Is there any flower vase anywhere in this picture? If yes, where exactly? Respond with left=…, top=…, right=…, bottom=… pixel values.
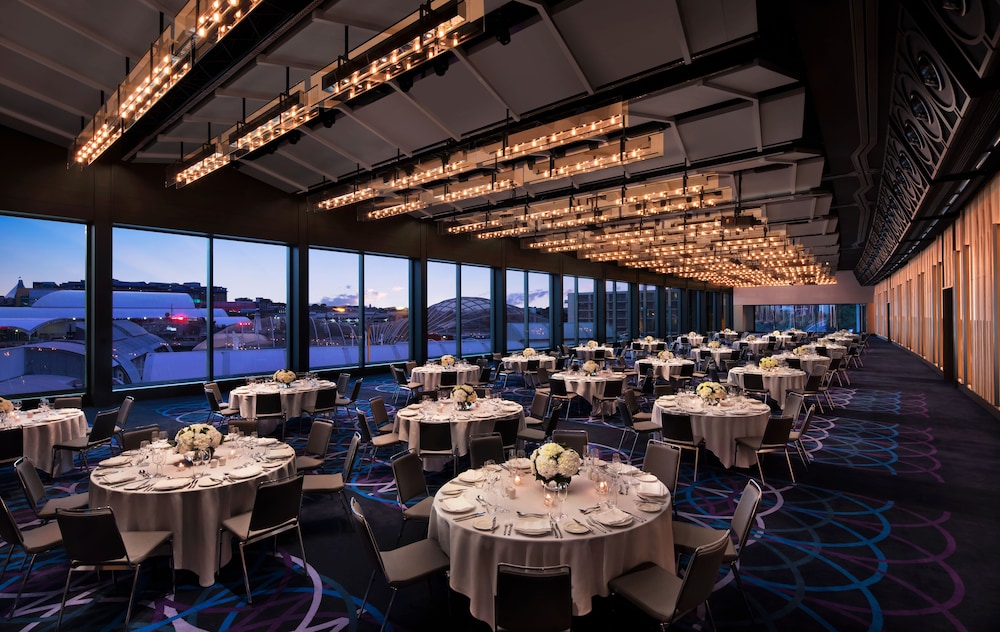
left=456, top=401, right=473, bottom=411
left=542, top=479, right=569, bottom=493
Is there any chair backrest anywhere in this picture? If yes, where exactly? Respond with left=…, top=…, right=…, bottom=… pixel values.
left=391, top=449, right=429, bottom=504
left=731, top=479, right=763, bottom=553
left=469, top=434, right=504, bottom=469
left=304, top=420, right=335, bottom=457
left=116, top=395, right=135, bottom=428
left=356, top=411, right=375, bottom=444
left=121, top=424, right=159, bottom=451
left=343, top=431, right=362, bottom=480
left=89, top=408, right=120, bottom=444
left=535, top=366, right=549, bottom=386
left=785, top=357, right=802, bottom=370
left=525, top=358, right=540, bottom=372
left=639, top=367, right=655, bottom=394
left=760, top=417, right=794, bottom=447
left=204, top=388, right=222, bottom=413
left=742, top=371, right=765, bottom=390
left=551, top=429, right=587, bottom=457
left=814, top=345, right=828, bottom=356
left=492, top=416, right=521, bottom=450
left=659, top=412, right=695, bottom=443
left=495, top=563, right=572, bottom=632
left=439, top=370, right=458, bottom=388
left=601, top=378, right=623, bottom=399
left=528, top=392, right=549, bottom=419
left=205, top=382, right=223, bottom=403
left=418, top=421, right=454, bottom=453
left=479, top=364, right=494, bottom=384
left=622, top=388, right=642, bottom=415
left=404, top=361, right=417, bottom=376
left=369, top=396, right=390, bottom=426
left=249, top=475, right=304, bottom=533
left=391, top=365, right=407, bottom=386
left=542, top=402, right=564, bottom=437
left=678, top=363, right=694, bottom=377
left=780, top=391, right=804, bottom=422
left=419, top=390, right=440, bottom=401
left=798, top=405, right=816, bottom=435
left=56, top=507, right=129, bottom=566
left=616, top=400, right=635, bottom=429
left=643, top=440, right=681, bottom=495
left=14, top=457, right=47, bottom=515
left=672, top=529, right=731, bottom=619
left=804, top=373, right=824, bottom=392
left=548, top=378, right=568, bottom=397
left=347, top=377, right=364, bottom=403
left=312, top=387, right=338, bottom=411
left=653, top=383, right=675, bottom=398
left=0, top=427, right=25, bottom=464
left=0, top=495, right=26, bottom=548
left=336, top=372, right=351, bottom=396
left=350, top=497, right=387, bottom=575
left=54, top=396, right=83, bottom=409
left=474, top=386, right=492, bottom=398
left=255, top=392, right=284, bottom=417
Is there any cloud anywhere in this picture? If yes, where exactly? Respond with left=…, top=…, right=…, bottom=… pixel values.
left=318, top=293, right=358, bottom=305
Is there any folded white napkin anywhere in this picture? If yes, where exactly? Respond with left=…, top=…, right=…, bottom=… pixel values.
left=516, top=518, right=550, bottom=534
left=228, top=464, right=263, bottom=479
left=593, top=507, right=632, bottom=526
left=102, top=471, right=135, bottom=485
left=441, top=497, right=475, bottom=513
left=153, top=477, right=192, bottom=490
left=99, top=456, right=131, bottom=468
left=257, top=437, right=278, bottom=446
left=458, top=469, right=484, bottom=483
left=638, top=481, right=668, bottom=498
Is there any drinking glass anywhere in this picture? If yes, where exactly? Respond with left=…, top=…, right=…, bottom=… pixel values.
left=152, top=450, right=165, bottom=476
left=158, top=431, right=168, bottom=442
left=555, top=485, right=569, bottom=520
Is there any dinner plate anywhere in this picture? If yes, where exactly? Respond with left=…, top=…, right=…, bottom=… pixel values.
left=101, top=472, right=135, bottom=485
left=98, top=456, right=132, bottom=468
left=592, top=508, right=633, bottom=527
left=228, top=465, right=263, bottom=479
left=440, top=497, right=476, bottom=513
left=397, top=409, right=420, bottom=418
left=458, top=470, right=484, bottom=483
left=472, top=517, right=496, bottom=531
left=266, top=448, right=295, bottom=460
left=199, top=476, right=223, bottom=487
left=637, top=481, right=668, bottom=498
left=257, top=437, right=278, bottom=446
left=439, top=487, right=465, bottom=496
left=123, top=480, right=150, bottom=491
left=506, top=457, right=531, bottom=470
left=472, top=411, right=493, bottom=418
left=515, top=518, right=551, bottom=535
left=636, top=502, right=664, bottom=513
left=563, top=521, right=589, bottom=535
left=153, top=477, right=193, bottom=491
left=636, top=473, right=659, bottom=483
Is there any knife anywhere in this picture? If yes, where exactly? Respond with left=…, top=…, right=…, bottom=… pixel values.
left=453, top=512, right=485, bottom=522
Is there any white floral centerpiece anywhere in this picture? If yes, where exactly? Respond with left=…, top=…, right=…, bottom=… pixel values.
left=708, top=340, right=721, bottom=349
left=723, top=328, right=734, bottom=334
left=0, top=397, right=12, bottom=415
left=586, top=340, right=599, bottom=349
left=273, top=369, right=296, bottom=386
left=174, top=423, right=223, bottom=458
left=530, top=442, right=581, bottom=488
left=658, top=350, right=674, bottom=360
left=746, top=334, right=757, bottom=341
left=688, top=331, right=698, bottom=337
left=772, top=330, right=781, bottom=337
left=451, top=384, right=477, bottom=410
left=440, top=354, right=456, bottom=367
left=759, top=357, right=779, bottom=371
left=581, top=360, right=600, bottom=375
left=522, top=347, right=537, bottom=357
left=696, top=381, right=727, bottom=404
left=644, top=335, right=654, bottom=343
left=793, top=346, right=810, bottom=357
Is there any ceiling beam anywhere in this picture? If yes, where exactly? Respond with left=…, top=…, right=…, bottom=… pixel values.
left=276, top=146, right=340, bottom=183
left=0, top=75, right=90, bottom=117
left=452, top=49, right=521, bottom=121
left=336, top=105, right=412, bottom=156
left=239, top=159, right=311, bottom=192
left=388, top=83, right=460, bottom=141
left=310, top=7, right=382, bottom=33
left=136, top=0, right=177, bottom=22
left=520, top=0, right=594, bottom=95
left=0, top=36, right=111, bottom=92
left=256, top=53, right=324, bottom=72
left=665, top=0, right=692, bottom=64
left=300, top=127, right=373, bottom=170
left=17, top=0, right=137, bottom=59
left=0, top=105, right=74, bottom=140
left=215, top=86, right=286, bottom=102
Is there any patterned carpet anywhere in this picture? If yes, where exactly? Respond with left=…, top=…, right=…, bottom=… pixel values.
left=0, top=338, right=995, bottom=631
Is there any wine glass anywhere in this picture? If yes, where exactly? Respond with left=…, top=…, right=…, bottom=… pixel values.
left=152, top=449, right=165, bottom=476
left=555, top=484, right=569, bottom=520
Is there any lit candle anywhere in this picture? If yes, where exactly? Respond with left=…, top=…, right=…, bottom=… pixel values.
left=543, top=491, right=554, bottom=507
left=513, top=473, right=522, bottom=486
left=597, top=480, right=609, bottom=495
left=178, top=462, right=186, bottom=471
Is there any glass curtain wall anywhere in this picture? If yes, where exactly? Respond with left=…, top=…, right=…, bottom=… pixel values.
left=0, top=215, right=87, bottom=397
left=212, top=239, right=287, bottom=378
left=459, top=264, right=492, bottom=357
left=427, top=261, right=457, bottom=359
left=362, top=254, right=409, bottom=364
left=505, top=269, right=552, bottom=352
left=605, top=280, right=629, bottom=343
left=665, top=287, right=681, bottom=336
left=562, top=275, right=596, bottom=346
left=527, top=272, right=550, bottom=350
left=754, top=304, right=866, bottom=333
left=638, top=283, right=656, bottom=337
left=308, top=249, right=361, bottom=369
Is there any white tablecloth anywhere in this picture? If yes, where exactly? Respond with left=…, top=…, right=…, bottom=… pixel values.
left=772, top=352, right=831, bottom=376
left=676, top=335, right=704, bottom=346
left=727, top=367, right=807, bottom=407
left=634, top=359, right=693, bottom=381
left=501, top=355, right=557, bottom=372
left=571, top=346, right=616, bottom=361
left=653, top=396, right=771, bottom=468
left=429, top=468, right=674, bottom=627
left=395, top=399, right=526, bottom=463
left=689, top=346, right=734, bottom=365
left=2, top=408, right=89, bottom=475
left=410, top=365, right=481, bottom=391
left=89, top=440, right=296, bottom=586
left=811, top=343, right=848, bottom=359
left=229, top=379, right=337, bottom=433
left=736, top=339, right=769, bottom=354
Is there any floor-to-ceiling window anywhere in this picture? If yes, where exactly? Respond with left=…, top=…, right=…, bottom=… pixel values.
left=527, top=272, right=550, bottom=350
left=505, top=269, right=552, bottom=352
left=665, top=287, right=682, bottom=336
left=605, top=280, right=629, bottom=343
left=308, top=249, right=361, bottom=369
left=212, top=238, right=287, bottom=378
left=459, top=264, right=492, bottom=356
left=426, top=261, right=493, bottom=359
left=638, top=283, right=657, bottom=337
left=0, top=215, right=87, bottom=397
left=754, top=304, right=867, bottom=332
left=363, top=254, right=409, bottom=364
left=427, top=260, right=457, bottom=359
left=112, top=228, right=208, bottom=388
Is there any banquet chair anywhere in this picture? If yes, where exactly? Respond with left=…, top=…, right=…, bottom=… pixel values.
left=336, top=372, right=351, bottom=397
left=350, top=497, right=451, bottom=632
left=785, top=357, right=802, bottom=371
left=56, top=506, right=173, bottom=629
left=418, top=390, right=440, bottom=402
left=609, top=529, right=730, bottom=631
left=772, top=391, right=804, bottom=424
left=740, top=371, right=769, bottom=403
left=391, top=365, right=421, bottom=404
left=672, top=362, right=695, bottom=390
left=121, top=424, right=159, bottom=451
left=357, top=411, right=403, bottom=474
left=0, top=427, right=24, bottom=466
left=672, top=479, right=763, bottom=623
left=522, top=358, right=542, bottom=389
left=417, top=420, right=458, bottom=477
left=643, top=440, right=682, bottom=497
left=524, top=392, right=550, bottom=427
left=616, top=401, right=661, bottom=459
left=302, top=431, right=361, bottom=515
left=830, top=356, right=851, bottom=386
left=516, top=402, right=564, bottom=451
left=622, top=388, right=652, bottom=423
left=653, top=383, right=675, bottom=398
left=493, top=356, right=515, bottom=390
left=227, top=419, right=259, bottom=436
left=551, top=429, right=588, bottom=458
left=472, top=364, right=495, bottom=388
left=369, top=396, right=396, bottom=434
left=492, top=415, right=521, bottom=452
left=547, top=378, right=577, bottom=418
left=800, top=373, right=828, bottom=413
left=813, top=345, right=828, bottom=357
left=788, top=404, right=817, bottom=468
left=304, top=387, right=338, bottom=425
left=469, top=433, right=505, bottom=469
left=295, top=420, right=334, bottom=472
left=205, top=384, right=240, bottom=426
left=0, top=494, right=63, bottom=618
left=111, top=394, right=135, bottom=452
left=495, top=563, right=572, bottom=632
left=391, top=449, right=436, bottom=542
left=735, top=416, right=796, bottom=486
left=637, top=367, right=656, bottom=395
left=53, top=396, right=82, bottom=409
left=847, top=344, right=864, bottom=368
left=658, top=412, right=704, bottom=482
left=437, top=369, right=458, bottom=397
left=50, top=407, right=118, bottom=476
left=590, top=377, right=624, bottom=421
left=253, top=392, right=286, bottom=439
left=474, top=386, right=493, bottom=399
left=531, top=366, right=551, bottom=395
left=220, top=474, right=305, bottom=604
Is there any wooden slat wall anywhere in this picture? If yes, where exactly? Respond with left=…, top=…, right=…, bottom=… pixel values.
left=874, top=174, right=1000, bottom=410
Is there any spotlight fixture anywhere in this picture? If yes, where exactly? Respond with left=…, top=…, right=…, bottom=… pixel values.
left=398, top=73, right=414, bottom=93
left=433, top=55, right=449, bottom=77
left=319, top=108, right=337, bottom=128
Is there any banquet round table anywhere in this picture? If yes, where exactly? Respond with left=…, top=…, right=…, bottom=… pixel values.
left=395, top=398, right=526, bottom=468
left=653, top=394, right=772, bottom=468
left=689, top=346, right=734, bottom=365
left=410, top=364, right=481, bottom=391
left=571, top=346, right=616, bottom=361
left=634, top=358, right=694, bottom=381
left=501, top=354, right=557, bottom=372
left=89, top=438, right=297, bottom=586
left=429, top=464, right=674, bottom=627
left=229, top=379, right=337, bottom=434
left=677, top=334, right=704, bottom=346
left=811, top=342, right=847, bottom=359
left=727, top=366, right=807, bottom=407
left=1, top=408, right=89, bottom=475
left=737, top=338, right=769, bottom=354
left=772, top=352, right=831, bottom=375
left=550, top=372, right=624, bottom=415
left=631, top=339, right=666, bottom=354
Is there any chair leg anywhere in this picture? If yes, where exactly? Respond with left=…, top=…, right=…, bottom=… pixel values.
left=692, top=447, right=700, bottom=483
left=295, top=524, right=307, bottom=570
left=754, top=451, right=766, bottom=488
left=358, top=569, right=377, bottom=618
left=56, top=569, right=73, bottom=631
left=238, top=541, right=252, bottom=604
left=784, top=447, right=796, bottom=483
left=0, top=545, right=13, bottom=578
left=380, top=587, right=398, bottom=632
left=795, top=439, right=810, bottom=469
left=125, top=562, right=142, bottom=625
left=9, top=553, right=37, bottom=618
left=730, top=562, right=756, bottom=624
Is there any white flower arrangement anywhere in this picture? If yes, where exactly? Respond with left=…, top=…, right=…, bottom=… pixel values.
left=440, top=354, right=456, bottom=367
left=273, top=369, right=296, bottom=384
left=696, top=381, right=727, bottom=402
left=522, top=347, right=537, bottom=357
left=723, top=328, right=734, bottom=333
left=530, top=442, right=581, bottom=485
left=174, top=423, right=223, bottom=455
left=644, top=335, right=654, bottom=343
left=759, top=357, right=779, bottom=370
left=581, top=360, right=599, bottom=374
left=586, top=340, right=599, bottom=349
left=708, top=340, right=721, bottom=349
left=451, top=383, right=477, bottom=404
left=658, top=350, right=674, bottom=360
left=688, top=331, right=698, bottom=337
left=793, top=346, right=810, bottom=357
left=772, top=330, right=781, bottom=337
left=0, top=397, right=12, bottom=414
left=746, top=334, right=757, bottom=341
